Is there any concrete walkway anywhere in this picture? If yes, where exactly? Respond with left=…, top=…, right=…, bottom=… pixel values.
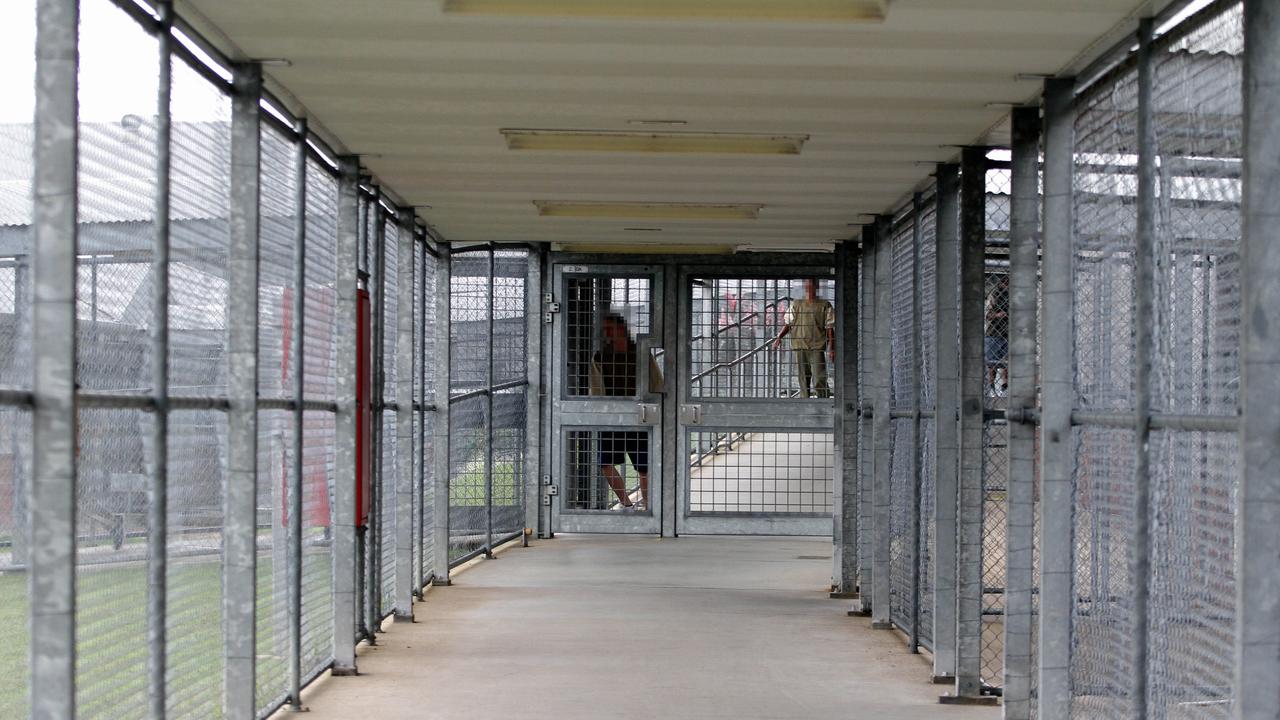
left=292, top=535, right=999, bottom=720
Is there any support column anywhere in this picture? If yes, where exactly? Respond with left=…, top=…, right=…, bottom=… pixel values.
left=943, top=146, right=994, bottom=705
left=932, top=163, right=961, bottom=681
left=286, top=118, right=308, bottom=711
left=1235, top=2, right=1280, bottom=718
left=147, top=4, right=174, bottom=715
left=432, top=243, right=452, bottom=584
left=223, top=61, right=262, bottom=718
left=870, top=216, right=893, bottom=630
left=661, top=263, right=679, bottom=538
left=367, top=204, right=385, bottom=635
left=1037, top=76, right=1077, bottom=720
left=483, top=247, right=495, bottom=556
left=833, top=240, right=859, bottom=597
left=416, top=233, right=428, bottom=593
left=524, top=245, right=544, bottom=543
left=854, top=227, right=876, bottom=616
left=394, top=211, right=416, bottom=621
left=1002, top=105, right=1041, bottom=720
left=30, top=1, right=79, bottom=716
left=331, top=157, right=360, bottom=675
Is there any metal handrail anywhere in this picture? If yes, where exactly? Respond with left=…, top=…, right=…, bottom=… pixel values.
left=689, top=335, right=776, bottom=384
left=689, top=295, right=792, bottom=343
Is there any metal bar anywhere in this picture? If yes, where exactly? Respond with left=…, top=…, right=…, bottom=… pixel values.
left=1002, top=104, right=1041, bottom=720
left=368, top=202, right=385, bottom=638
left=432, top=243, right=452, bottom=584
left=416, top=234, right=428, bottom=595
left=446, top=379, right=529, bottom=404
left=1131, top=23, right=1156, bottom=719
left=148, top=5, right=174, bottom=715
left=30, top=1, right=79, bottom=715
left=286, top=116, right=308, bottom=711
left=446, top=530, right=525, bottom=569
left=951, top=146, right=988, bottom=701
left=932, top=162, right=961, bottom=681
left=833, top=241, right=859, bottom=596
left=1037, top=76, right=1077, bottom=720
left=524, top=246, right=544, bottom=544
left=1236, top=3, right=1280, bottom=716
left=856, top=228, right=876, bottom=614
left=484, top=247, right=496, bottom=556
left=909, top=192, right=923, bottom=653
left=395, top=210, right=415, bottom=621
left=870, top=216, right=894, bottom=630
left=331, top=156, right=360, bottom=675
left=256, top=398, right=337, bottom=412
left=223, top=60, right=261, bottom=720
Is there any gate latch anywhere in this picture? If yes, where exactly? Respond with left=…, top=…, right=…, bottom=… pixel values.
left=680, top=404, right=703, bottom=425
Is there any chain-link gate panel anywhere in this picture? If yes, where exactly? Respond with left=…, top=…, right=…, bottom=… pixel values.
left=1071, top=60, right=1141, bottom=719
left=887, top=215, right=916, bottom=636
left=917, top=198, right=938, bottom=649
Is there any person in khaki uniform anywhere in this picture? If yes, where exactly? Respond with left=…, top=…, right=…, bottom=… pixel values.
left=772, top=279, right=835, bottom=398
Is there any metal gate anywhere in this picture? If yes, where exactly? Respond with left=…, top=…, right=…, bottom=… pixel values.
left=675, top=266, right=836, bottom=535
left=549, top=264, right=663, bottom=533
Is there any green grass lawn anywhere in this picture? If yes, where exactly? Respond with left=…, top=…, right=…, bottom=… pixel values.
left=0, top=547, right=334, bottom=719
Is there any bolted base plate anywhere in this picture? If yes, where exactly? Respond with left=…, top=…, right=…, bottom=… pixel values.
left=938, top=694, right=1000, bottom=706
left=870, top=621, right=893, bottom=630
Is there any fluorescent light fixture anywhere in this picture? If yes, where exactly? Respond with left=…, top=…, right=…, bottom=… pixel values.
left=627, top=119, right=689, bottom=127
left=535, top=201, right=763, bottom=220
left=735, top=242, right=836, bottom=253
left=623, top=227, right=664, bottom=232
left=445, top=0, right=888, bottom=22
left=502, top=129, right=808, bottom=155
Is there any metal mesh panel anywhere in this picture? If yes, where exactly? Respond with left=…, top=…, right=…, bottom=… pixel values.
left=688, top=431, right=833, bottom=514
left=448, top=395, right=487, bottom=560
left=887, top=217, right=915, bottom=634
left=494, top=251, right=527, bottom=385
left=689, top=277, right=833, bottom=400
left=982, top=167, right=1013, bottom=687
left=75, top=408, right=153, bottom=718
left=0, top=406, right=30, bottom=718
left=1145, top=6, right=1242, bottom=717
left=255, top=408, right=292, bottom=708
left=379, top=219, right=398, bottom=617
left=565, top=429, right=651, bottom=511
left=420, top=249, right=438, bottom=575
left=566, top=274, right=652, bottom=398
left=300, top=410, right=335, bottom=679
left=303, top=161, right=339, bottom=402
left=492, top=388, right=527, bottom=534
left=917, top=199, right=938, bottom=648
left=449, top=252, right=489, bottom=395
left=258, top=126, right=298, bottom=402
left=163, top=410, right=225, bottom=717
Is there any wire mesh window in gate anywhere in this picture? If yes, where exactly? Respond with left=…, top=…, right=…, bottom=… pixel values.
left=689, top=277, right=834, bottom=400
left=565, top=275, right=652, bottom=399
left=688, top=431, right=832, bottom=514
left=564, top=429, right=651, bottom=511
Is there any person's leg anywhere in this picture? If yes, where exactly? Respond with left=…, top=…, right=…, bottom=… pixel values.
left=814, top=350, right=830, bottom=398
left=795, top=349, right=812, bottom=398
left=629, top=431, right=651, bottom=508
left=600, top=464, right=633, bottom=507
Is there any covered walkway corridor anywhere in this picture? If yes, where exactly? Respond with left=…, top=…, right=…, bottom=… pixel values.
left=288, top=535, right=993, bottom=720
left=4, top=0, right=1280, bottom=719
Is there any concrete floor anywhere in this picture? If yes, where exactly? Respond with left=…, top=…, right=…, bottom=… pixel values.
left=292, top=535, right=999, bottom=720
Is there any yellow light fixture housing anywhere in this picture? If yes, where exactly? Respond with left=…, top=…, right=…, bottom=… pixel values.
left=445, top=0, right=888, bottom=22
left=501, top=129, right=808, bottom=155
left=535, top=201, right=764, bottom=220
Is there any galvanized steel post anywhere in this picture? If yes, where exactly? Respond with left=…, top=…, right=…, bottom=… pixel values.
left=416, top=231, right=428, bottom=593
left=432, top=243, right=452, bottom=584
left=855, top=226, right=876, bottom=615
left=945, top=146, right=990, bottom=704
left=909, top=193, right=924, bottom=653
left=223, top=60, right=263, bottom=718
left=1235, top=2, right=1280, bottom=718
left=1002, top=105, right=1041, bottom=719
left=395, top=210, right=416, bottom=620
left=833, top=240, right=859, bottom=597
left=1131, top=19, right=1156, bottom=720
left=148, top=3, right=174, bottom=716
left=1037, top=76, right=1077, bottom=720
left=30, top=0, right=79, bottom=716
left=331, top=156, right=361, bottom=676
left=932, top=162, right=961, bottom=681
left=525, top=246, right=544, bottom=543
left=286, top=117, right=309, bottom=711
left=484, top=246, right=495, bottom=556
left=870, top=216, right=893, bottom=630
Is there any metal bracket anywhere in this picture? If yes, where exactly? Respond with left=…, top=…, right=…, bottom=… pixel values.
left=680, top=404, right=703, bottom=425
left=638, top=403, right=660, bottom=426
left=546, top=484, right=559, bottom=496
